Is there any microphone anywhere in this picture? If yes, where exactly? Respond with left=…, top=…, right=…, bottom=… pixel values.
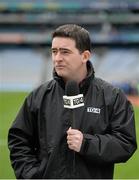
left=63, top=81, right=84, bottom=174
left=63, top=80, right=84, bottom=128
left=63, top=81, right=84, bottom=109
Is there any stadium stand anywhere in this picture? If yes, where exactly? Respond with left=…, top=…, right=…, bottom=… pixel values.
left=0, top=0, right=139, bottom=94
left=91, top=48, right=139, bottom=95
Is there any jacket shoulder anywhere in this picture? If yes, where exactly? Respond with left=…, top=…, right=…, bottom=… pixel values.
left=26, top=80, right=56, bottom=109
left=94, top=77, right=119, bottom=92
left=93, top=77, right=122, bottom=105
left=33, top=80, right=55, bottom=97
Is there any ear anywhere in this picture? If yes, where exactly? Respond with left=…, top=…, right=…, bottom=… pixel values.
left=82, top=50, right=91, bottom=63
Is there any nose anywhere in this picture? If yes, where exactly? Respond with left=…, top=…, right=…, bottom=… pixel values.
left=54, top=52, right=63, bottom=62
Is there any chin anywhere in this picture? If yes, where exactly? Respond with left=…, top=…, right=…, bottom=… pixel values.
left=57, top=71, right=64, bottom=77
left=57, top=72, right=68, bottom=79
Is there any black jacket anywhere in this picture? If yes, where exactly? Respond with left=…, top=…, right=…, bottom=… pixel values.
left=8, top=61, right=137, bottom=179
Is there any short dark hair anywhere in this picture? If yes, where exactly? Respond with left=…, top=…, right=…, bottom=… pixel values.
left=52, top=24, right=91, bottom=53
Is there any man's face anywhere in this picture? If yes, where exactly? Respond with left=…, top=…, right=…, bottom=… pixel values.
left=51, top=37, right=85, bottom=81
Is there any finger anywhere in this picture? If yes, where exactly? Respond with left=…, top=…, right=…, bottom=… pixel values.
left=67, top=129, right=79, bottom=135
left=68, top=144, right=75, bottom=150
left=67, top=127, right=72, bottom=134
left=67, top=139, right=72, bottom=143
left=67, top=134, right=75, bottom=139
left=68, top=133, right=81, bottom=139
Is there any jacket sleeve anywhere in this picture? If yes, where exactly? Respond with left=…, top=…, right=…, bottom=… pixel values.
left=79, top=89, right=137, bottom=164
left=8, top=92, right=47, bottom=179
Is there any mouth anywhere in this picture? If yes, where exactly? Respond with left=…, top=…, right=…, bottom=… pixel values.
left=55, top=65, right=65, bottom=69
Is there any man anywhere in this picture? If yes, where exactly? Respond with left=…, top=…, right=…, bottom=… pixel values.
left=8, top=24, right=137, bottom=179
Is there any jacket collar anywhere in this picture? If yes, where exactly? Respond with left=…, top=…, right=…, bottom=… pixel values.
left=53, top=60, right=95, bottom=94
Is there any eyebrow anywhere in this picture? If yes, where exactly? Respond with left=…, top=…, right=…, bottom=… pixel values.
left=51, top=48, right=72, bottom=52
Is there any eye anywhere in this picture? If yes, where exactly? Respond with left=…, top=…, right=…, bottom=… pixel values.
left=61, top=50, right=70, bottom=54
left=51, top=49, right=57, bottom=54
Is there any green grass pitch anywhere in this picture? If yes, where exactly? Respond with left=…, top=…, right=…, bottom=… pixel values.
left=0, top=92, right=139, bottom=179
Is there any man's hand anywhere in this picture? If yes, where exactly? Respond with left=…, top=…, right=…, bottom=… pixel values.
left=67, top=127, right=83, bottom=152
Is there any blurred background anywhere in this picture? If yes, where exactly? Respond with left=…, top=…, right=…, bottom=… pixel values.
left=0, top=0, right=139, bottom=179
